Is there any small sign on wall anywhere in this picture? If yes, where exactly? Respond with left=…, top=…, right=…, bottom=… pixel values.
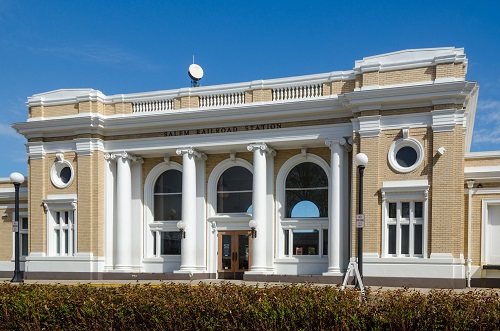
left=356, top=214, right=365, bottom=228
left=12, top=220, right=18, bottom=232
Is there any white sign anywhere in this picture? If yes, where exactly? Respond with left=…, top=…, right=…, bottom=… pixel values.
left=12, top=221, right=18, bottom=232
left=356, top=214, right=365, bottom=228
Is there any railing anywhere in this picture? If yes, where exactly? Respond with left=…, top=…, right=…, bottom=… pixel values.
left=133, top=99, right=174, bottom=112
left=272, top=84, right=323, bottom=101
left=199, top=92, right=245, bottom=108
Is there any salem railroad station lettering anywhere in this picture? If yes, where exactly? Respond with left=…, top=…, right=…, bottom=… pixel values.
left=164, top=123, right=283, bottom=136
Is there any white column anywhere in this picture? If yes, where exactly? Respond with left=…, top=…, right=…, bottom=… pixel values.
left=323, top=139, right=344, bottom=276
left=130, top=157, right=144, bottom=271
left=195, top=155, right=207, bottom=270
left=247, top=142, right=274, bottom=274
left=103, top=153, right=116, bottom=271
left=114, top=152, right=133, bottom=271
left=175, top=147, right=201, bottom=273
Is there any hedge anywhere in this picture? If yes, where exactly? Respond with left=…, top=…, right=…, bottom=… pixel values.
left=0, top=282, right=498, bottom=330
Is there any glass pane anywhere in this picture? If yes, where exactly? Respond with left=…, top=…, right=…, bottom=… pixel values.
left=401, top=202, right=410, bottom=219
left=291, top=201, right=320, bottom=218
left=154, top=170, right=182, bottom=193
left=21, top=218, right=28, bottom=230
left=323, top=229, right=328, bottom=256
left=221, top=235, right=232, bottom=270
left=55, top=212, right=60, bottom=225
left=284, top=230, right=289, bottom=256
left=217, top=192, right=252, bottom=213
left=293, top=230, right=319, bottom=255
left=56, top=231, right=60, bottom=254
left=64, top=212, right=69, bottom=225
left=396, top=146, right=417, bottom=167
left=401, top=225, right=409, bottom=255
left=238, top=234, right=249, bottom=270
left=21, top=233, right=28, bottom=256
left=388, top=225, right=396, bottom=254
left=217, top=166, right=253, bottom=191
left=161, top=232, right=181, bottom=255
left=285, top=162, right=328, bottom=218
left=389, top=203, right=397, bottom=218
left=414, top=224, right=423, bottom=255
left=64, top=229, right=69, bottom=254
left=415, top=202, right=423, bottom=218
left=154, top=194, right=182, bottom=220
left=152, top=232, right=157, bottom=256
left=60, top=166, right=72, bottom=184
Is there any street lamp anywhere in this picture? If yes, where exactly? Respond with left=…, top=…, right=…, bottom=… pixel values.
left=249, top=220, right=257, bottom=238
left=177, top=220, right=186, bottom=239
left=10, top=172, right=25, bottom=283
left=354, top=153, right=368, bottom=285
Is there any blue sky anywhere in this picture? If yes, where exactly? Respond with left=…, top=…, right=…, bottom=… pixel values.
left=1, top=0, right=499, bottom=177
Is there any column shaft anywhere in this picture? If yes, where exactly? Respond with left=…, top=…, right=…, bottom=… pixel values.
left=115, top=153, right=132, bottom=270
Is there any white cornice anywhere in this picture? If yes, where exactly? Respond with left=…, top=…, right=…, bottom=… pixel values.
left=464, top=166, right=500, bottom=182
left=465, top=151, right=500, bottom=159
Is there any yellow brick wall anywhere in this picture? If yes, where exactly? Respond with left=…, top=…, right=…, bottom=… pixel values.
left=28, top=157, right=47, bottom=253
left=464, top=157, right=500, bottom=167
left=380, top=66, right=436, bottom=86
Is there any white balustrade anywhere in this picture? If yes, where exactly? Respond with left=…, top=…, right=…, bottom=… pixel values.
left=199, top=92, right=245, bottom=108
left=272, top=84, right=323, bottom=101
left=132, top=99, right=175, bottom=113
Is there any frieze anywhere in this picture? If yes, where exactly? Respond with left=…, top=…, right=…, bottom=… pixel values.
left=164, top=123, right=283, bottom=137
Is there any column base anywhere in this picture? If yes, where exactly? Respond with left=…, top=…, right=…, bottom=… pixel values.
left=322, top=267, right=346, bottom=277
left=112, top=265, right=143, bottom=273
left=174, top=266, right=206, bottom=274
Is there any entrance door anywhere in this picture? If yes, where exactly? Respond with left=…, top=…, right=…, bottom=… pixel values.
left=488, top=205, right=500, bottom=265
left=218, top=230, right=252, bottom=279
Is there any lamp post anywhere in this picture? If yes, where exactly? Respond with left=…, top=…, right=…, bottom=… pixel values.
left=177, top=220, right=186, bottom=239
left=249, top=220, right=257, bottom=238
left=354, top=153, right=368, bottom=284
left=10, top=172, right=25, bottom=283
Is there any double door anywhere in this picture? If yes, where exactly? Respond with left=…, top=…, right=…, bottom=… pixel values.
left=218, top=230, right=252, bottom=279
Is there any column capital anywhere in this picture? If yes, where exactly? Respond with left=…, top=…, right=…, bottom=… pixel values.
left=176, top=147, right=207, bottom=160
left=325, top=137, right=352, bottom=152
left=109, top=151, right=138, bottom=162
left=247, top=142, right=275, bottom=155
left=466, top=180, right=475, bottom=189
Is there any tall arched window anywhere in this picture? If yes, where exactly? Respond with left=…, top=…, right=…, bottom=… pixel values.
left=285, top=162, right=328, bottom=218
left=217, top=166, right=253, bottom=213
left=278, top=159, right=329, bottom=257
left=154, top=170, right=182, bottom=221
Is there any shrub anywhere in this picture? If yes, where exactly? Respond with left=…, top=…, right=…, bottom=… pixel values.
left=0, top=282, right=498, bottom=330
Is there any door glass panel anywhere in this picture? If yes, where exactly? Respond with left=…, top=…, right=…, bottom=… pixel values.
left=388, top=225, right=396, bottom=254
left=414, top=224, right=423, bottom=255
left=238, top=234, right=249, bottom=270
left=221, top=235, right=232, bottom=270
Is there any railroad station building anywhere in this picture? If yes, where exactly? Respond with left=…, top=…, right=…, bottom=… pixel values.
left=1, top=47, right=499, bottom=288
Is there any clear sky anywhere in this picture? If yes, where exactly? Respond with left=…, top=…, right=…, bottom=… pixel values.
left=1, top=0, right=499, bottom=177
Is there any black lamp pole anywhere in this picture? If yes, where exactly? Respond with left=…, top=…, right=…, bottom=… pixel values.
left=357, top=164, right=365, bottom=282
left=11, top=176, right=23, bottom=283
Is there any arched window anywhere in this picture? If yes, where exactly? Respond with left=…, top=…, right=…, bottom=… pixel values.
left=154, top=169, right=182, bottom=221
left=285, top=162, right=328, bottom=218
left=217, top=166, right=253, bottom=213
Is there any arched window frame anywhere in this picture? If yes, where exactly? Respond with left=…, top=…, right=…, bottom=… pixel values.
left=143, top=161, right=183, bottom=258
left=207, top=158, right=253, bottom=220
left=276, top=154, right=330, bottom=258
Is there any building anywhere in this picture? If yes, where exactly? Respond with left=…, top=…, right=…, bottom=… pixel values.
left=1, top=47, right=499, bottom=288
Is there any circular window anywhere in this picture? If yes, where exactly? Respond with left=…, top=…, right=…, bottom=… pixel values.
left=50, top=160, right=75, bottom=188
left=388, top=138, right=423, bottom=173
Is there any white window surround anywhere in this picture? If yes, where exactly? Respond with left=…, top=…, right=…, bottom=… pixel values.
left=481, top=199, right=500, bottom=266
left=387, top=137, right=424, bottom=173
left=11, top=212, right=28, bottom=261
left=50, top=158, right=75, bottom=189
left=42, top=194, right=77, bottom=257
left=207, top=158, right=253, bottom=220
left=381, top=180, right=429, bottom=258
left=276, top=153, right=330, bottom=259
left=143, top=161, right=183, bottom=258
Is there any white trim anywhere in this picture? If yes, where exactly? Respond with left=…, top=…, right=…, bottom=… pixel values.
left=481, top=199, right=500, bottom=265
left=143, top=161, right=183, bottom=259
left=50, top=159, right=75, bottom=189
left=207, top=158, right=253, bottom=219
left=275, top=153, right=330, bottom=259
left=387, top=138, right=424, bottom=173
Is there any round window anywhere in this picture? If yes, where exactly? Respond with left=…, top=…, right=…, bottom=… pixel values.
left=388, top=138, right=424, bottom=173
left=50, top=160, right=75, bottom=188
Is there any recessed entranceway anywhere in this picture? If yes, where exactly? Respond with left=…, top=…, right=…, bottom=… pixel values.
left=218, top=230, right=252, bottom=279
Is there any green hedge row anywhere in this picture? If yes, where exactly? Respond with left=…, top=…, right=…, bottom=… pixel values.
left=0, top=282, right=499, bottom=330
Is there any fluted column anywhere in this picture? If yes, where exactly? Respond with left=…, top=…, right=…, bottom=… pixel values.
left=114, top=152, right=134, bottom=271
left=175, top=147, right=202, bottom=272
left=323, top=139, right=344, bottom=276
left=247, top=142, right=275, bottom=274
